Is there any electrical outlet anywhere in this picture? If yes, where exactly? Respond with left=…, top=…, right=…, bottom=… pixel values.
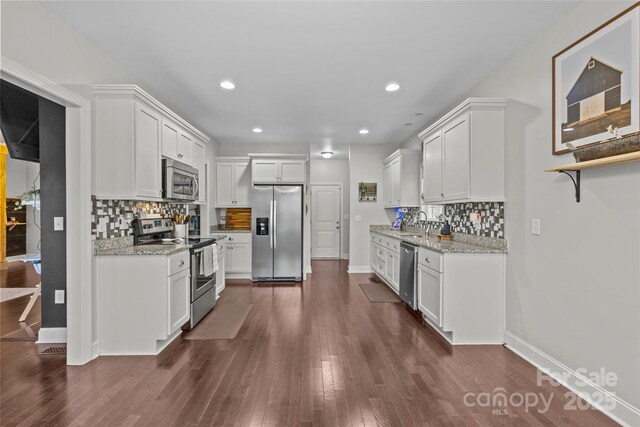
left=531, top=219, right=541, bottom=236
left=470, top=212, right=481, bottom=224
left=54, top=217, right=64, bottom=231
left=55, top=290, right=65, bottom=304
left=354, top=215, right=362, bottom=222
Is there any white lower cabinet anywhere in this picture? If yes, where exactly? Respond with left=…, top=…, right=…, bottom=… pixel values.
left=369, top=232, right=400, bottom=294
left=96, top=250, right=191, bottom=355
left=212, top=233, right=252, bottom=279
left=215, top=241, right=226, bottom=296
left=417, top=248, right=505, bottom=345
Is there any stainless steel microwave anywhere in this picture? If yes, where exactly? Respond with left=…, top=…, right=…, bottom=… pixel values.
left=162, top=158, right=199, bottom=201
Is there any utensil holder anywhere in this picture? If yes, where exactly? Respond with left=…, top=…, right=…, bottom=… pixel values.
left=174, top=224, right=188, bottom=238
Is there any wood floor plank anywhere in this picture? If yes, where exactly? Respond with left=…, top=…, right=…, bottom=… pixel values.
left=0, top=260, right=619, bottom=426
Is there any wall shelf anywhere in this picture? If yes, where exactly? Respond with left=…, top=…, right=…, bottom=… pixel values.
left=545, top=150, right=640, bottom=202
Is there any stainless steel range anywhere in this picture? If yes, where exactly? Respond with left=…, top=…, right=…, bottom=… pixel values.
left=132, top=218, right=217, bottom=328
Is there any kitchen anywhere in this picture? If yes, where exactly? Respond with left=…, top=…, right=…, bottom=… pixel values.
left=1, top=1, right=639, bottom=426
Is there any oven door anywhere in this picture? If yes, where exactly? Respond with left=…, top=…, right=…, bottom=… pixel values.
left=191, top=247, right=216, bottom=302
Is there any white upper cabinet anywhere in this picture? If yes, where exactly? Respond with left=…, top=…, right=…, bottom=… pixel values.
left=177, top=130, right=193, bottom=164
left=251, top=158, right=306, bottom=184
left=215, top=158, right=251, bottom=207
left=93, top=85, right=209, bottom=201
left=382, top=149, right=421, bottom=208
left=419, top=98, right=506, bottom=203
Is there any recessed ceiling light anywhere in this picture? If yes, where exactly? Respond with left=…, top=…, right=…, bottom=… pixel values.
left=404, top=123, right=413, bottom=126
left=385, top=82, right=400, bottom=92
left=321, top=151, right=333, bottom=159
left=414, top=112, right=423, bottom=117
left=563, top=127, right=574, bottom=132
left=220, top=80, right=235, bottom=90
left=359, top=129, right=369, bottom=135
left=252, top=127, right=263, bottom=133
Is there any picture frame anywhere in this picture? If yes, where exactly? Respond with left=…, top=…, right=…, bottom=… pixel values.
left=358, top=182, right=377, bottom=202
left=552, top=3, right=639, bottom=155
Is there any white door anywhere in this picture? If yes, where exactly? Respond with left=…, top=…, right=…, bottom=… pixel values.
left=229, top=243, right=251, bottom=272
left=215, top=162, right=234, bottom=207
left=417, top=264, right=443, bottom=327
left=442, top=113, right=470, bottom=201
left=311, top=185, right=341, bottom=258
left=134, top=102, right=162, bottom=199
left=234, top=161, right=252, bottom=206
left=423, top=132, right=443, bottom=202
left=168, top=269, right=190, bottom=334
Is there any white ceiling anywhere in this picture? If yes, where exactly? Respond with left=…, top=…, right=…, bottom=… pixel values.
left=45, top=1, right=578, bottom=148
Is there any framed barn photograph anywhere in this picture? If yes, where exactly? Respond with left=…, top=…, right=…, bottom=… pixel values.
left=552, top=3, right=639, bottom=155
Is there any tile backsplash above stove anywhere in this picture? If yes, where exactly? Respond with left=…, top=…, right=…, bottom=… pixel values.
left=91, top=197, right=188, bottom=240
left=403, top=202, right=504, bottom=238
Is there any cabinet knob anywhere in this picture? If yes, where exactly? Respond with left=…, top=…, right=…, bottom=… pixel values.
left=178, top=260, right=184, bottom=266
left=425, top=257, right=431, bottom=263
left=229, top=237, right=233, bottom=241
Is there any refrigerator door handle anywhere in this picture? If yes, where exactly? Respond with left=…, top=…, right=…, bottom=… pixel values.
left=273, top=200, right=277, bottom=249
left=269, top=200, right=274, bottom=249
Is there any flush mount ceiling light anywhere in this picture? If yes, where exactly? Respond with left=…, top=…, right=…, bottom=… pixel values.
left=563, top=127, right=574, bottom=132
left=415, top=112, right=423, bottom=117
left=220, top=80, right=235, bottom=90
left=359, top=129, right=369, bottom=135
left=385, top=82, right=400, bottom=92
left=321, top=151, right=333, bottom=159
left=252, top=127, right=263, bottom=133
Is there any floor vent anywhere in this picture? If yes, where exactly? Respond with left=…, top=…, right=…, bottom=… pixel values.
left=37, top=346, right=66, bottom=355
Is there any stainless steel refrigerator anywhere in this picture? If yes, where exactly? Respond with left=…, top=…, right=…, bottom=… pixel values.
left=252, top=185, right=303, bottom=281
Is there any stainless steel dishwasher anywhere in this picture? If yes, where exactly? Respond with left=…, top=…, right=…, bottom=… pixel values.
left=399, top=242, right=418, bottom=309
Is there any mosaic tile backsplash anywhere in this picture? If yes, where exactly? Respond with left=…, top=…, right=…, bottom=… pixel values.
left=402, top=202, right=504, bottom=238
left=91, top=198, right=189, bottom=240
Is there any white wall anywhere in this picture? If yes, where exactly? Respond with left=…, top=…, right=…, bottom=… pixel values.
left=310, top=159, right=350, bottom=258
left=348, top=144, right=398, bottom=271
left=402, top=1, right=640, bottom=419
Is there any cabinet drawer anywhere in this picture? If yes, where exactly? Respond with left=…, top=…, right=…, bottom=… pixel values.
left=375, top=244, right=385, bottom=260
left=169, top=250, right=190, bottom=276
left=385, top=238, right=400, bottom=253
left=418, top=247, right=442, bottom=272
left=225, top=233, right=251, bottom=244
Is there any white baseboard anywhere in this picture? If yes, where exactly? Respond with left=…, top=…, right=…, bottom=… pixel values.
left=347, top=265, right=373, bottom=273
left=36, top=327, right=67, bottom=344
left=505, top=331, right=640, bottom=427
left=225, top=273, right=251, bottom=280
left=92, top=341, right=100, bottom=359
left=305, top=265, right=312, bottom=274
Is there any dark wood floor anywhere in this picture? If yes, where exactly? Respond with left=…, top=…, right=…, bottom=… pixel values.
left=0, top=260, right=616, bottom=426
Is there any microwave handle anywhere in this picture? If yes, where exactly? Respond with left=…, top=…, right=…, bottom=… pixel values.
left=192, top=175, right=199, bottom=199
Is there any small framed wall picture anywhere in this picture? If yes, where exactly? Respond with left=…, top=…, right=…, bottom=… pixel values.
left=358, top=182, right=377, bottom=202
left=552, top=3, right=639, bottom=155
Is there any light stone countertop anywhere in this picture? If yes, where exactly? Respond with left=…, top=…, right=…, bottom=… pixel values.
left=93, top=235, right=224, bottom=256
left=370, top=227, right=507, bottom=254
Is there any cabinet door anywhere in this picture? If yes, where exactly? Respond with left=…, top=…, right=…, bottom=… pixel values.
left=193, top=141, right=206, bottom=203
left=391, top=251, right=400, bottom=291
left=390, top=158, right=401, bottom=206
left=418, top=264, right=443, bottom=327
left=161, top=118, right=178, bottom=160
left=216, top=162, right=235, bottom=207
left=225, top=245, right=232, bottom=271
left=384, top=164, right=393, bottom=207
left=252, top=159, right=279, bottom=183
left=234, top=161, right=252, bottom=206
left=216, top=253, right=226, bottom=294
left=370, top=243, right=377, bottom=270
left=279, top=160, right=306, bottom=183
left=423, top=132, right=443, bottom=203
left=168, top=269, right=190, bottom=334
left=177, top=130, right=193, bottom=165
left=134, top=102, right=162, bottom=199
left=442, top=114, right=470, bottom=201
left=229, top=243, right=251, bottom=272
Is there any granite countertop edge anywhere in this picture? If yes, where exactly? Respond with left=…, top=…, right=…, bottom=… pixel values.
left=211, top=228, right=251, bottom=233
left=94, top=244, right=192, bottom=256
left=370, top=228, right=508, bottom=254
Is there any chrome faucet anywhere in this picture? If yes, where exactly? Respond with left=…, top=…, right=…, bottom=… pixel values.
left=416, top=210, right=429, bottom=236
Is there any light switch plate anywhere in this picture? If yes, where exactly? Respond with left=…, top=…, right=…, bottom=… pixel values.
left=354, top=215, right=362, bottom=222
left=531, top=219, right=541, bottom=235
left=54, top=217, right=64, bottom=231
left=55, top=290, right=65, bottom=304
